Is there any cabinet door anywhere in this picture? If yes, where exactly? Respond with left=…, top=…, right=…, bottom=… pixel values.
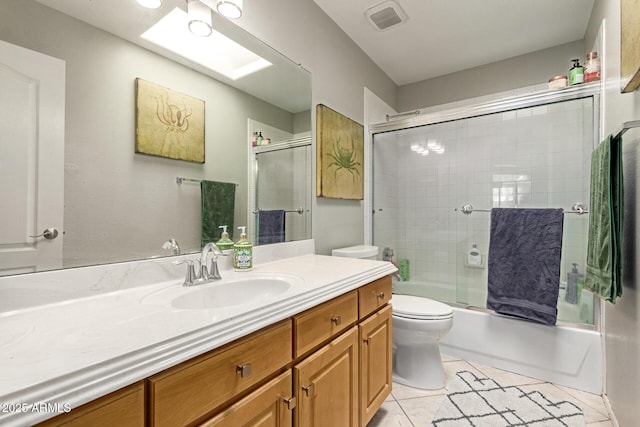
left=294, top=326, right=358, bottom=427
left=199, top=371, right=293, bottom=427
left=359, top=305, right=392, bottom=427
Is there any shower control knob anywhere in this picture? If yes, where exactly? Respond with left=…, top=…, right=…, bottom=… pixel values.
left=29, top=228, right=59, bottom=240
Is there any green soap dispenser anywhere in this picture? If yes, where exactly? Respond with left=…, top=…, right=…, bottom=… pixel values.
left=216, top=225, right=234, bottom=250
left=569, top=59, right=584, bottom=85
left=233, top=226, right=253, bottom=271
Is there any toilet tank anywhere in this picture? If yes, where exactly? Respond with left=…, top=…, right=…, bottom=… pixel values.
left=331, top=245, right=378, bottom=260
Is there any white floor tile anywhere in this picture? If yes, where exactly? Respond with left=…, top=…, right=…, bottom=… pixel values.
left=468, top=361, right=545, bottom=386
left=399, top=395, right=447, bottom=426
left=367, top=400, right=414, bottom=427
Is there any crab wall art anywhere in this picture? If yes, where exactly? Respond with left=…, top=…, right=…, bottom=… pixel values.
left=316, top=104, right=364, bottom=200
left=135, top=78, right=205, bottom=163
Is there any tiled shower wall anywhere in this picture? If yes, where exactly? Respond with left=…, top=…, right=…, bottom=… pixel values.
left=373, top=96, right=595, bottom=324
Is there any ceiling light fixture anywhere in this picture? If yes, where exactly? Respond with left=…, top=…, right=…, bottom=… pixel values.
left=215, top=0, right=243, bottom=19
left=187, top=0, right=213, bottom=37
left=137, top=0, right=162, bottom=9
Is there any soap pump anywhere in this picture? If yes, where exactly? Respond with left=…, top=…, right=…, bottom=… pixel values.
left=467, top=243, right=482, bottom=266
left=565, top=263, right=584, bottom=304
left=569, top=59, right=584, bottom=85
left=233, top=226, right=253, bottom=271
left=216, top=225, right=234, bottom=250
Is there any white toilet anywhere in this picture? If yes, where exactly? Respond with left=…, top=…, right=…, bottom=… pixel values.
left=392, top=294, right=453, bottom=389
left=331, top=245, right=454, bottom=390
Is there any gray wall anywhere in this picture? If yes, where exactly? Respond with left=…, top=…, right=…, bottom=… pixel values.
left=234, top=0, right=398, bottom=255
left=398, top=41, right=585, bottom=111
left=586, top=1, right=640, bottom=425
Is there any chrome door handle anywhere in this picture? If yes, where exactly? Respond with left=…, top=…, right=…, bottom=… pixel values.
left=29, top=228, right=59, bottom=240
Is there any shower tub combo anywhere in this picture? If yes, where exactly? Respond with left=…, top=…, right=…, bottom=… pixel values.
left=372, top=83, right=603, bottom=394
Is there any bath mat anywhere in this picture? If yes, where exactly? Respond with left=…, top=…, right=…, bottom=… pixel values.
left=432, top=371, right=585, bottom=426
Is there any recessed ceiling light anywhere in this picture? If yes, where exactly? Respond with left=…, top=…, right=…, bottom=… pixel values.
left=141, top=8, right=272, bottom=80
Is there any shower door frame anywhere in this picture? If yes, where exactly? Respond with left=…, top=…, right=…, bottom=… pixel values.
left=248, top=137, right=312, bottom=244
left=368, top=82, right=602, bottom=331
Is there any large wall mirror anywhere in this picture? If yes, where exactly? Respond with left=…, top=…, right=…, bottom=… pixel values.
left=0, top=0, right=312, bottom=276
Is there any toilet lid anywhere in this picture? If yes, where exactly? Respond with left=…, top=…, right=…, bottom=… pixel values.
left=392, top=294, right=453, bottom=320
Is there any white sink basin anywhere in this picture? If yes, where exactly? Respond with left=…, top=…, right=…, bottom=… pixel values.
left=142, top=273, right=303, bottom=310
left=172, top=277, right=293, bottom=310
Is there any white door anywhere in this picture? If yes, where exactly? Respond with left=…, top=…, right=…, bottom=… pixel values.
left=0, top=40, right=65, bottom=275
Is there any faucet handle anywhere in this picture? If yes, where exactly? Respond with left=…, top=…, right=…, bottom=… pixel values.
left=208, top=258, right=222, bottom=281
left=173, top=259, right=197, bottom=286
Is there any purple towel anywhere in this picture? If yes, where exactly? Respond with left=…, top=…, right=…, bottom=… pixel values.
left=258, top=210, right=285, bottom=245
left=487, top=208, right=564, bottom=325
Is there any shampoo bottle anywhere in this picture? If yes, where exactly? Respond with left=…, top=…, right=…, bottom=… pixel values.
left=468, top=243, right=482, bottom=266
left=565, top=263, right=584, bottom=304
left=569, top=59, right=584, bottom=85
left=216, top=225, right=234, bottom=250
left=233, top=226, right=253, bottom=271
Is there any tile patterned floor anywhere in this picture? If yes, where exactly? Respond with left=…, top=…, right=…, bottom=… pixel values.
left=368, top=355, right=613, bottom=426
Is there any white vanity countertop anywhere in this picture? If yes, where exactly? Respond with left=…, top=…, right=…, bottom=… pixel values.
left=0, top=252, right=395, bottom=427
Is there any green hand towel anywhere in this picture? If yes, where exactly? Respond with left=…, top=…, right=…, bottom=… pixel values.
left=584, top=134, right=624, bottom=303
left=201, top=180, right=236, bottom=249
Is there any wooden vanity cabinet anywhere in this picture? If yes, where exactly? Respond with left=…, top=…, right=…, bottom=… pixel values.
left=199, top=371, right=294, bottom=427
left=358, top=276, right=393, bottom=426
left=359, top=305, right=392, bottom=426
left=148, top=320, right=292, bottom=427
left=33, top=275, right=393, bottom=427
left=294, top=326, right=359, bottom=426
left=292, top=276, right=393, bottom=427
left=36, top=381, right=144, bottom=427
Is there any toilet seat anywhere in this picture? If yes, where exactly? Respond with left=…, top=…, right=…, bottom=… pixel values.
left=392, top=294, right=453, bottom=320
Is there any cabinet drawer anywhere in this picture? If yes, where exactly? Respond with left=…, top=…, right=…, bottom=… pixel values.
left=148, top=320, right=292, bottom=427
left=36, top=382, right=144, bottom=427
left=293, top=291, right=358, bottom=358
left=358, top=276, right=392, bottom=319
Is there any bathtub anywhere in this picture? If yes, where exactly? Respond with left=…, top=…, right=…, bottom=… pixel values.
left=393, top=281, right=602, bottom=394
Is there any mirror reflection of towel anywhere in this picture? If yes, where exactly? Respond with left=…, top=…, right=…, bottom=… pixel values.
left=258, top=210, right=285, bottom=245
left=487, top=208, right=564, bottom=326
left=201, top=180, right=235, bottom=248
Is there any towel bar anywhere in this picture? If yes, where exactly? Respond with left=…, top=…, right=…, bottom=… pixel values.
left=253, top=207, right=306, bottom=215
left=454, top=203, right=589, bottom=215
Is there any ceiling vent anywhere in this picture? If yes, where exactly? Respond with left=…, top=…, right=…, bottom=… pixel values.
left=365, top=1, right=408, bottom=31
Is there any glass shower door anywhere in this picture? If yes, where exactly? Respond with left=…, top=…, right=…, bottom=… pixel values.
left=254, top=142, right=312, bottom=243
left=372, top=97, right=596, bottom=325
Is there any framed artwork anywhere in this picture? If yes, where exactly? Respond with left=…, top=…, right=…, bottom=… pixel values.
left=621, top=0, right=640, bottom=93
left=316, top=104, right=364, bottom=200
left=135, top=78, right=205, bottom=163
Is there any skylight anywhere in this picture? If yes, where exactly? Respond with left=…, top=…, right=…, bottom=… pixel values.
left=141, top=8, right=271, bottom=80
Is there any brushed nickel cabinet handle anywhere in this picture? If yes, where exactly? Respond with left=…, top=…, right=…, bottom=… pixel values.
left=377, top=292, right=385, bottom=299
left=236, top=363, right=252, bottom=378
left=302, top=384, right=315, bottom=397
left=331, top=316, right=342, bottom=325
left=283, top=396, right=297, bottom=410
left=363, top=337, right=372, bottom=345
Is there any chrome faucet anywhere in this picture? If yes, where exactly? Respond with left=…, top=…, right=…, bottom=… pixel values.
left=199, top=242, right=224, bottom=281
left=173, top=242, right=226, bottom=286
left=162, top=238, right=181, bottom=255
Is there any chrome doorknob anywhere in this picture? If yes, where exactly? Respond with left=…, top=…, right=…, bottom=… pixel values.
left=29, top=228, right=59, bottom=240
